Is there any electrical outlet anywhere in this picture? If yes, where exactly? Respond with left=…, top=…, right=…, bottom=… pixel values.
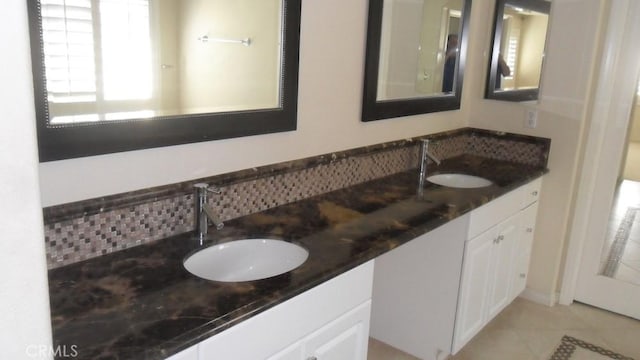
left=525, top=109, right=538, bottom=128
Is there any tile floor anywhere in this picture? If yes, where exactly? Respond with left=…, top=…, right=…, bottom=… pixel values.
left=599, top=180, right=640, bottom=286
left=368, top=298, right=640, bottom=360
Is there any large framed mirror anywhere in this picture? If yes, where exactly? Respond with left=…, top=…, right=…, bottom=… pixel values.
left=27, top=0, right=301, bottom=162
left=485, top=0, right=550, bottom=102
left=362, top=0, right=472, bottom=122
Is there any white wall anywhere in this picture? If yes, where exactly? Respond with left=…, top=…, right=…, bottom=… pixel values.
left=178, top=0, right=282, bottom=112
left=38, top=0, right=466, bottom=207
left=0, top=1, right=53, bottom=359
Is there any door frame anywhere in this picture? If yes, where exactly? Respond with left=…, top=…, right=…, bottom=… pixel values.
left=559, top=0, right=640, bottom=311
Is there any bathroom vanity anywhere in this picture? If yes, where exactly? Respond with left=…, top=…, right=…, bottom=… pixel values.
left=45, top=129, right=549, bottom=360
left=166, top=176, right=544, bottom=360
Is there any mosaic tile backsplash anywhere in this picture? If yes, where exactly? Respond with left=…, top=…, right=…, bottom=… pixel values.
left=43, top=128, right=550, bottom=268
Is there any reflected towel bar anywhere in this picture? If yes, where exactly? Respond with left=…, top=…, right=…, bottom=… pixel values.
left=198, top=35, right=252, bottom=46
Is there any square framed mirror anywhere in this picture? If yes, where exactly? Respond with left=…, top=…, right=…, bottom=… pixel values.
left=27, top=0, right=301, bottom=161
left=485, top=0, right=551, bottom=102
left=362, top=0, right=473, bottom=121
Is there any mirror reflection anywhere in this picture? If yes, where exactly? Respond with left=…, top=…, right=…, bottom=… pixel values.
left=362, top=0, right=471, bottom=122
left=39, top=0, right=283, bottom=125
left=496, top=4, right=548, bottom=91
left=486, top=0, right=550, bottom=101
left=376, top=0, right=465, bottom=101
left=599, top=89, right=640, bottom=285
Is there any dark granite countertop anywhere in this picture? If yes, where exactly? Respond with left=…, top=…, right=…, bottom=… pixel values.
left=47, top=154, right=548, bottom=359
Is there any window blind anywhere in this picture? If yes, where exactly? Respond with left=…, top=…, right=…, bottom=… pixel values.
left=40, top=0, right=151, bottom=104
left=41, top=0, right=97, bottom=103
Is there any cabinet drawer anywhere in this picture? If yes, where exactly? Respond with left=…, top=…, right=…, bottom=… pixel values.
left=468, top=188, right=522, bottom=239
left=519, top=202, right=539, bottom=256
left=521, top=177, right=542, bottom=208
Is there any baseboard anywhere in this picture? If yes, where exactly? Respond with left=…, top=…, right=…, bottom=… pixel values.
left=519, top=288, right=558, bottom=306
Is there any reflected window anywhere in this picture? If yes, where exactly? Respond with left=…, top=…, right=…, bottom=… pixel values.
left=502, top=19, right=518, bottom=80
left=28, top=0, right=300, bottom=161
left=376, top=0, right=464, bottom=101
left=37, top=0, right=284, bottom=126
left=41, top=0, right=152, bottom=110
left=496, top=4, right=548, bottom=91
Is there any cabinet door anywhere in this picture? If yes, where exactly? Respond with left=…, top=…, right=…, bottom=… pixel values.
left=511, top=202, right=539, bottom=300
left=453, top=228, right=494, bottom=353
left=486, top=214, right=520, bottom=320
left=267, top=342, right=304, bottom=360
left=304, top=301, right=371, bottom=360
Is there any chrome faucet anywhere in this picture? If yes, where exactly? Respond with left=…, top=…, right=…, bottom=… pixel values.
left=418, top=139, right=441, bottom=191
left=194, top=183, right=224, bottom=241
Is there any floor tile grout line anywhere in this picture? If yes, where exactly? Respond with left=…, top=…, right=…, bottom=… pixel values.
left=602, top=207, right=640, bottom=277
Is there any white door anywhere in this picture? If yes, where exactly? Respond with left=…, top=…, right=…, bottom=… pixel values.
left=564, top=0, right=640, bottom=320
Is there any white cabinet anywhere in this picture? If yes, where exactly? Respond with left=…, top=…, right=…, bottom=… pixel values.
left=486, top=214, right=519, bottom=320
left=267, top=301, right=371, bottom=360
left=452, top=225, right=494, bottom=347
left=511, top=201, right=539, bottom=299
left=370, top=215, right=468, bottom=360
left=167, top=261, right=374, bottom=360
left=301, top=301, right=371, bottom=360
left=452, top=177, right=542, bottom=354
left=266, top=342, right=303, bottom=360
left=452, top=213, right=519, bottom=351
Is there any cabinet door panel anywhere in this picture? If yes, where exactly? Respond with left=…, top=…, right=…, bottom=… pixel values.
left=521, top=177, right=542, bottom=209
left=267, top=342, right=304, bottom=360
left=305, top=301, right=371, bottom=360
left=453, top=228, right=494, bottom=353
left=511, top=202, right=539, bottom=299
left=487, top=214, right=520, bottom=320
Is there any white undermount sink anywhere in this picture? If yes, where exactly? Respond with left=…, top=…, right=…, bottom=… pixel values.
left=183, top=239, right=309, bottom=282
left=427, top=173, right=493, bottom=189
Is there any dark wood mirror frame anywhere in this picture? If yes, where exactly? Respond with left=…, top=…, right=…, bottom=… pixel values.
left=485, top=0, right=550, bottom=102
left=361, top=0, right=472, bottom=122
left=27, top=0, right=301, bottom=162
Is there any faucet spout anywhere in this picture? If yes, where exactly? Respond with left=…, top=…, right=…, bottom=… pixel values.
left=194, top=183, right=224, bottom=241
left=418, top=139, right=441, bottom=193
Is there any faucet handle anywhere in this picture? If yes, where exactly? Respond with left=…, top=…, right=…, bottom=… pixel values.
left=207, top=186, right=221, bottom=194
left=194, top=183, right=221, bottom=194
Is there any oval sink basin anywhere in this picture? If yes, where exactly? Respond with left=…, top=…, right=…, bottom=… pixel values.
left=427, top=173, right=493, bottom=188
left=184, top=239, right=309, bottom=282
